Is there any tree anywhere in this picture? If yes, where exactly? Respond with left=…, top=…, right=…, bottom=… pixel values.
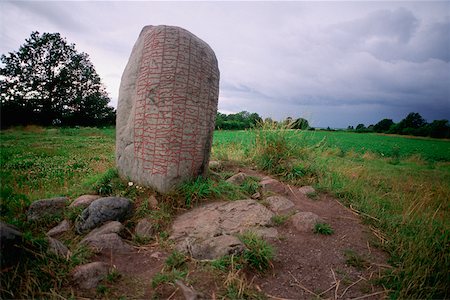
left=292, top=118, right=309, bottom=130
left=373, top=119, right=394, bottom=133
left=1, top=31, right=115, bottom=127
left=355, top=123, right=366, bottom=132
left=427, top=120, right=450, bottom=139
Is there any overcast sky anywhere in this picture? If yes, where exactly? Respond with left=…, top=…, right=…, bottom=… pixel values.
left=1, top=1, right=449, bottom=128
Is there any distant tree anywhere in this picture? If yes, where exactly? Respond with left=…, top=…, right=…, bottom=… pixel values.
left=355, top=124, right=366, bottom=132
left=347, top=125, right=354, bottom=131
left=0, top=31, right=115, bottom=127
left=373, top=119, right=394, bottom=133
left=426, top=120, right=450, bottom=139
left=292, top=118, right=310, bottom=130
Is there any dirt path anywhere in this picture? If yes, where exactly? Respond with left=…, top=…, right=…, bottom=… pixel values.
left=74, top=168, right=390, bottom=299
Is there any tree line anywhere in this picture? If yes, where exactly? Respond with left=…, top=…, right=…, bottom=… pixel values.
left=1, top=32, right=115, bottom=128
left=215, top=112, right=311, bottom=130
left=348, top=112, right=450, bottom=139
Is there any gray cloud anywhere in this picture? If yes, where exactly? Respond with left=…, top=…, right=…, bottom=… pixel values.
left=1, top=1, right=449, bottom=128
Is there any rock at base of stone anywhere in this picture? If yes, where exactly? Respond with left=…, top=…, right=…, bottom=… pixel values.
left=226, top=172, right=248, bottom=185
left=48, top=237, right=70, bottom=259
left=177, top=235, right=245, bottom=260
left=298, top=186, right=316, bottom=195
left=70, top=195, right=101, bottom=208
left=27, top=197, right=69, bottom=221
left=170, top=199, right=276, bottom=259
left=75, top=197, right=132, bottom=234
left=265, top=196, right=295, bottom=213
left=80, top=221, right=131, bottom=253
left=291, top=212, right=321, bottom=233
left=135, top=219, right=154, bottom=239
left=47, top=219, right=71, bottom=237
left=72, top=261, right=110, bottom=290
left=260, top=177, right=287, bottom=195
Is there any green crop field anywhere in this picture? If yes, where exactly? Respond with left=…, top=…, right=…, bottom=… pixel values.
left=213, top=129, right=450, bottom=162
left=1, top=126, right=449, bottom=298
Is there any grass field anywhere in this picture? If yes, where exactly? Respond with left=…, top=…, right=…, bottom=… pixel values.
left=1, top=126, right=449, bottom=298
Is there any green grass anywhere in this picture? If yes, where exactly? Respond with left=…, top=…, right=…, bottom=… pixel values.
left=239, top=231, right=275, bottom=272
left=314, top=222, right=334, bottom=235
left=1, top=126, right=449, bottom=299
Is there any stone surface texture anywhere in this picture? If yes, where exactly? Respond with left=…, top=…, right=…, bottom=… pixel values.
left=265, top=196, right=296, bottom=213
left=72, top=262, right=110, bottom=290
left=80, top=221, right=132, bottom=253
left=170, top=199, right=275, bottom=259
left=260, top=177, right=287, bottom=195
left=27, top=197, right=69, bottom=221
left=291, top=212, right=321, bottom=233
left=47, top=237, right=70, bottom=258
left=226, top=172, right=248, bottom=185
left=135, top=219, right=154, bottom=239
left=116, top=25, right=220, bottom=193
left=47, top=220, right=71, bottom=237
left=298, top=186, right=316, bottom=195
left=70, top=195, right=101, bottom=208
left=75, top=197, right=132, bottom=233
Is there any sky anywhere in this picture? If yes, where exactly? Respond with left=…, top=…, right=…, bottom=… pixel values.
left=1, top=1, right=449, bottom=128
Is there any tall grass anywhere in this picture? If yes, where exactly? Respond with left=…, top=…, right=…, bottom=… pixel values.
left=219, top=124, right=450, bottom=298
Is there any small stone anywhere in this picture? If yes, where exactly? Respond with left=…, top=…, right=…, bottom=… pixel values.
left=48, top=237, right=70, bottom=259
left=81, top=233, right=133, bottom=254
left=82, top=221, right=123, bottom=242
left=0, top=221, right=24, bottom=268
left=148, top=195, right=158, bottom=209
left=226, top=172, right=248, bottom=185
left=209, top=160, right=221, bottom=170
left=179, top=235, right=245, bottom=260
left=75, top=197, right=133, bottom=234
left=47, top=220, right=71, bottom=237
left=250, top=227, right=279, bottom=239
left=298, top=186, right=316, bottom=195
left=150, top=251, right=163, bottom=260
left=70, top=195, right=101, bottom=208
left=135, top=219, right=154, bottom=239
left=251, top=192, right=261, bottom=200
left=265, top=196, right=295, bottom=213
left=72, top=261, right=110, bottom=290
left=27, top=197, right=69, bottom=221
left=260, top=177, right=287, bottom=195
left=291, top=212, right=321, bottom=233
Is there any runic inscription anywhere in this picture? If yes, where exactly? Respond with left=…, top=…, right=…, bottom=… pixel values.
left=116, top=25, right=219, bottom=193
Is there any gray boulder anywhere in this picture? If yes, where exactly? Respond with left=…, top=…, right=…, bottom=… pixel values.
left=27, top=197, right=69, bottom=221
left=260, top=177, right=287, bottom=195
left=72, top=261, right=110, bottom=290
left=81, top=221, right=132, bottom=253
left=298, top=186, right=316, bottom=196
left=75, top=197, right=132, bottom=233
left=180, top=235, right=245, bottom=260
left=116, top=25, right=220, bottom=193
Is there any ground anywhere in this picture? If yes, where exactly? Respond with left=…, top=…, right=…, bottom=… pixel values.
left=71, top=167, right=389, bottom=300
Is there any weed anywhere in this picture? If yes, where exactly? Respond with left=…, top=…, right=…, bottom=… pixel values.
left=151, top=269, right=187, bottom=288
left=314, top=222, right=334, bottom=235
left=165, top=250, right=187, bottom=271
left=344, top=249, right=369, bottom=270
left=271, top=214, right=290, bottom=226
left=96, top=284, right=109, bottom=295
left=240, top=176, right=260, bottom=195
left=106, top=268, right=121, bottom=283
left=239, top=231, right=274, bottom=272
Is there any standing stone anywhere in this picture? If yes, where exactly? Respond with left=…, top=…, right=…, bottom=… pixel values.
left=116, top=25, right=220, bottom=193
